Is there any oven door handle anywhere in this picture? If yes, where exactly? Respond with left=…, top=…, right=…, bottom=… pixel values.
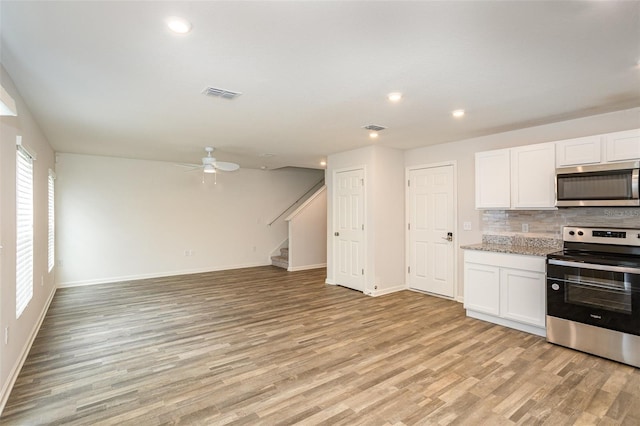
left=548, top=258, right=640, bottom=274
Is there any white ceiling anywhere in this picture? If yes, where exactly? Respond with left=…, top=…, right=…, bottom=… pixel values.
left=1, top=1, right=639, bottom=169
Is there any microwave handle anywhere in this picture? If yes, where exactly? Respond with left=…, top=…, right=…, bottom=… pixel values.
left=633, top=168, right=639, bottom=199
left=548, top=258, right=640, bottom=275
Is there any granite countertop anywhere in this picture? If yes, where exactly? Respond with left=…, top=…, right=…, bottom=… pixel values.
left=461, top=233, right=562, bottom=257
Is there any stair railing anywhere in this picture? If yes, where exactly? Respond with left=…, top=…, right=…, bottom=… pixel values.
left=268, top=178, right=325, bottom=226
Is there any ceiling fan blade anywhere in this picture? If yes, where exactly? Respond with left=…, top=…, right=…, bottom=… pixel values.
left=214, top=161, right=240, bottom=172
left=175, top=163, right=203, bottom=172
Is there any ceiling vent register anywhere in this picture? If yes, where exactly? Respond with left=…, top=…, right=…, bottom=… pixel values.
left=202, top=87, right=242, bottom=100
left=363, top=124, right=386, bottom=132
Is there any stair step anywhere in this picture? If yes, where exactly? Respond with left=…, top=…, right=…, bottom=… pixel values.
left=280, top=247, right=289, bottom=257
left=271, top=255, right=289, bottom=270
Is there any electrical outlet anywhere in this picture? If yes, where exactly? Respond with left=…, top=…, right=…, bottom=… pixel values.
left=463, top=221, right=472, bottom=231
left=522, top=223, right=529, bottom=233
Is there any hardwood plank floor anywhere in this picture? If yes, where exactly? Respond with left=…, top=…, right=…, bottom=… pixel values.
left=2, top=266, right=638, bottom=425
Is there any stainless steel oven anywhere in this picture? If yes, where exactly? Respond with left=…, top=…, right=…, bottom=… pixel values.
left=546, top=226, right=640, bottom=367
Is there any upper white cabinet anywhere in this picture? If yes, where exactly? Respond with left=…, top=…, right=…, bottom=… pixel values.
left=475, top=149, right=511, bottom=209
left=605, top=129, right=640, bottom=162
left=555, top=129, right=640, bottom=167
left=475, top=142, right=555, bottom=210
left=556, top=135, right=602, bottom=167
left=511, top=143, right=556, bottom=209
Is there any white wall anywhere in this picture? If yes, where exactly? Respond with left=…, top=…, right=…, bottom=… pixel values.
left=326, top=145, right=405, bottom=295
left=405, top=106, right=640, bottom=300
left=0, top=65, right=56, bottom=412
left=287, top=186, right=327, bottom=271
left=55, top=154, right=323, bottom=286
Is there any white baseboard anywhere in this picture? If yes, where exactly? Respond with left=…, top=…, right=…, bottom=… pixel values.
left=325, top=278, right=336, bottom=285
left=0, top=286, right=57, bottom=415
left=57, top=262, right=270, bottom=288
left=287, top=263, right=327, bottom=272
left=467, top=310, right=546, bottom=337
left=364, top=284, right=407, bottom=297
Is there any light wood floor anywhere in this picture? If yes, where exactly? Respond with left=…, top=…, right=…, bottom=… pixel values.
left=2, top=266, right=639, bottom=425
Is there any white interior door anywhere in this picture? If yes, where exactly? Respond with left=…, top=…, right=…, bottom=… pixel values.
left=334, top=168, right=364, bottom=292
left=408, top=165, right=455, bottom=298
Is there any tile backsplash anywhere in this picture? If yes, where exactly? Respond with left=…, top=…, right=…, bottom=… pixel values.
left=482, top=208, right=640, bottom=237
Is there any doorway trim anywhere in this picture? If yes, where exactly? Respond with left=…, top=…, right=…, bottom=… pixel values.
left=405, top=161, right=459, bottom=300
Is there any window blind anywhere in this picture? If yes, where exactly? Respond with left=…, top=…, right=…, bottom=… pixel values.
left=48, top=170, right=55, bottom=272
left=16, top=145, right=34, bottom=318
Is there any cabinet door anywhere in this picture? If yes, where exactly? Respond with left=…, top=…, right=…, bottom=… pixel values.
left=475, top=149, right=510, bottom=209
left=464, top=262, right=500, bottom=316
left=556, top=135, right=602, bottom=167
left=500, top=268, right=545, bottom=327
left=511, top=142, right=556, bottom=209
left=605, top=129, right=640, bottom=162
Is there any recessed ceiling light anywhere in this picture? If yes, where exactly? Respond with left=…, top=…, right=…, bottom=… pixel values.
left=167, top=17, right=192, bottom=34
left=387, top=92, right=402, bottom=102
left=320, top=161, right=327, bottom=167
left=452, top=109, right=465, bottom=118
left=369, top=131, right=379, bottom=139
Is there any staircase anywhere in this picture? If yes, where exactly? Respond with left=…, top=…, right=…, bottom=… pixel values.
left=271, top=247, right=289, bottom=270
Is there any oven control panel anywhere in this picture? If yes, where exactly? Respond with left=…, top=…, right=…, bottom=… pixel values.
left=563, top=226, right=640, bottom=246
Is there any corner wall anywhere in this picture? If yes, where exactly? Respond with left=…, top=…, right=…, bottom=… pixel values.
left=0, top=65, right=56, bottom=412
left=326, top=145, right=405, bottom=295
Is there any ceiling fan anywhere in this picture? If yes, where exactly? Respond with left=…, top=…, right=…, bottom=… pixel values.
left=178, top=147, right=240, bottom=182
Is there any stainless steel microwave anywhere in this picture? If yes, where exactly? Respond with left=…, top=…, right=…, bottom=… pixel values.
left=556, top=161, right=639, bottom=207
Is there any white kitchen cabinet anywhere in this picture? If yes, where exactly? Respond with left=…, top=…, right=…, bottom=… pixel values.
left=475, top=143, right=555, bottom=210
left=464, top=250, right=546, bottom=336
left=511, top=143, right=556, bottom=209
left=475, top=149, right=510, bottom=209
left=500, top=268, right=546, bottom=328
left=555, top=135, right=602, bottom=167
left=464, top=262, right=500, bottom=316
left=605, top=129, right=640, bottom=162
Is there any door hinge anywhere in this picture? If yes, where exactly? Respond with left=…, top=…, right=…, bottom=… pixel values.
left=408, top=266, right=411, bottom=274
left=408, top=180, right=410, bottom=187
left=361, top=224, right=364, bottom=231
left=361, top=178, right=364, bottom=186
left=361, top=269, right=364, bottom=275
left=408, top=223, right=411, bottom=230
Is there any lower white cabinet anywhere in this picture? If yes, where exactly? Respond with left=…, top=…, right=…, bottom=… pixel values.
left=464, top=250, right=546, bottom=336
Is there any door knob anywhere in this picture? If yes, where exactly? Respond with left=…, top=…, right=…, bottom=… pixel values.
left=442, top=232, right=453, bottom=242
left=334, top=232, right=340, bottom=236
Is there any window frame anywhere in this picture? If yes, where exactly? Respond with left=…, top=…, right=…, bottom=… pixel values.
left=48, top=169, right=55, bottom=273
left=16, top=140, right=35, bottom=318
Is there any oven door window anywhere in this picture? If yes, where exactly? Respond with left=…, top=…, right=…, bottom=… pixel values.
left=565, top=273, right=631, bottom=314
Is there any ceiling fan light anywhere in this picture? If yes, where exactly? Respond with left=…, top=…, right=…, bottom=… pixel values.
left=203, top=164, right=216, bottom=173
